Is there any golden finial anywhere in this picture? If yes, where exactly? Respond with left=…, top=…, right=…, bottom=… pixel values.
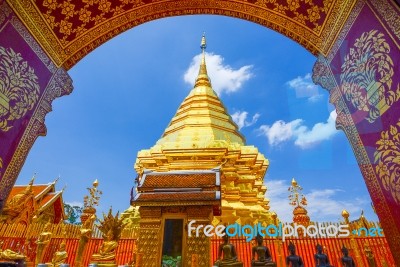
left=84, top=179, right=102, bottom=209
left=341, top=209, right=349, bottom=218
left=194, top=33, right=211, bottom=88
left=288, top=178, right=305, bottom=207
left=29, top=173, right=36, bottom=185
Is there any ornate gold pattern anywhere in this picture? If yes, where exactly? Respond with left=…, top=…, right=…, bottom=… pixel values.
left=6, top=0, right=355, bottom=68
left=369, top=0, right=400, bottom=40
left=0, top=66, right=72, bottom=202
left=0, top=3, right=73, bottom=203
left=83, top=179, right=102, bottom=210
left=326, top=0, right=365, bottom=62
left=340, top=29, right=399, bottom=122
left=314, top=3, right=400, bottom=257
left=312, top=55, right=335, bottom=91
left=186, top=230, right=209, bottom=266
left=137, top=225, right=160, bottom=267
left=0, top=46, right=40, bottom=132
left=135, top=41, right=273, bottom=225
left=374, top=119, right=400, bottom=204
left=318, top=66, right=400, bottom=266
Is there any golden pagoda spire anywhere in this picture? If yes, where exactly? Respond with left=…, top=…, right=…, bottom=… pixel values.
left=133, top=34, right=273, bottom=226
left=153, top=33, right=245, bottom=147
left=194, top=33, right=211, bottom=88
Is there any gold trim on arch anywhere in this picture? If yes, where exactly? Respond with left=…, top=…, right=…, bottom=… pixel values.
left=6, top=0, right=357, bottom=69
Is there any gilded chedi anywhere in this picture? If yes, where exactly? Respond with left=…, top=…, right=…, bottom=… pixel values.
left=133, top=35, right=275, bottom=225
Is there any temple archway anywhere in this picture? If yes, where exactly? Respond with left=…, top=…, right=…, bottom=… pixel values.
left=1, top=0, right=399, bottom=263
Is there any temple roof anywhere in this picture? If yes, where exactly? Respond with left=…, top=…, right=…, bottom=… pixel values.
left=4, top=179, right=65, bottom=223
left=134, top=191, right=219, bottom=205
left=138, top=170, right=219, bottom=190
left=155, top=34, right=245, bottom=148
left=133, top=169, right=221, bottom=206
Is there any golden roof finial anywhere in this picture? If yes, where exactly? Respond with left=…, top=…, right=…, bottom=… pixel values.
left=288, top=177, right=305, bottom=208
left=341, top=209, right=349, bottom=218
left=194, top=33, right=211, bottom=88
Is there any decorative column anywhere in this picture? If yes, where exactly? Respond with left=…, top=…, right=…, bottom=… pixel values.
left=137, top=206, right=162, bottom=267
left=0, top=0, right=73, bottom=210
left=312, top=1, right=400, bottom=263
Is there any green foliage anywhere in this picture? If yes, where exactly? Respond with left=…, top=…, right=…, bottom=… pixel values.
left=161, top=255, right=181, bottom=267
left=64, top=203, right=83, bottom=224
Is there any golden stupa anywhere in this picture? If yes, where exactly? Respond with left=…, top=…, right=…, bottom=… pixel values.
left=131, top=34, right=275, bottom=226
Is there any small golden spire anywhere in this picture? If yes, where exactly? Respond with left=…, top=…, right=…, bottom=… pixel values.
left=341, top=209, right=349, bottom=218
left=194, top=33, right=211, bottom=88
left=291, top=178, right=297, bottom=186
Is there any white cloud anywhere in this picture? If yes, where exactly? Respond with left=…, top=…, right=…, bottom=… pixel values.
left=231, top=111, right=260, bottom=130
left=265, top=180, right=293, bottom=222
left=258, top=110, right=338, bottom=149
left=294, top=110, right=337, bottom=148
left=184, top=52, right=253, bottom=95
left=306, top=189, right=367, bottom=221
left=287, top=73, right=322, bottom=102
left=265, top=179, right=368, bottom=222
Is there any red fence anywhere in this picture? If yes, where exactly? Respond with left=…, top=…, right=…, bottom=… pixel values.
left=0, top=223, right=395, bottom=266
left=210, top=236, right=395, bottom=267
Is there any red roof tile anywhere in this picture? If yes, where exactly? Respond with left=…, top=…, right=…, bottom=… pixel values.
left=140, top=173, right=216, bottom=189
left=135, top=191, right=217, bottom=202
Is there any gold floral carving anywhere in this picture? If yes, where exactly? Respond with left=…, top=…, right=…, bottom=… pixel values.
left=0, top=46, right=40, bottom=132
left=314, top=11, right=400, bottom=252
left=0, top=3, right=73, bottom=203
left=369, top=0, right=400, bottom=40
left=340, top=30, right=400, bottom=123
left=374, top=119, right=400, bottom=204
left=326, top=0, right=364, bottom=62
left=186, top=230, right=209, bottom=266
left=138, top=226, right=160, bottom=267
left=6, top=0, right=355, bottom=69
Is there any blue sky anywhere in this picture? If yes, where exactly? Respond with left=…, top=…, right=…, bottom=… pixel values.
left=17, top=15, right=378, bottom=222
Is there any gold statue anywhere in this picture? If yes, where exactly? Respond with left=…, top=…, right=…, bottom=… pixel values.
left=213, top=234, right=243, bottom=267
left=365, top=245, right=376, bottom=267
left=0, top=241, right=26, bottom=261
left=75, top=214, right=96, bottom=267
left=92, top=230, right=118, bottom=261
left=90, top=208, right=125, bottom=266
left=49, top=241, right=68, bottom=267
left=35, top=221, right=52, bottom=265
left=251, top=234, right=276, bottom=267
